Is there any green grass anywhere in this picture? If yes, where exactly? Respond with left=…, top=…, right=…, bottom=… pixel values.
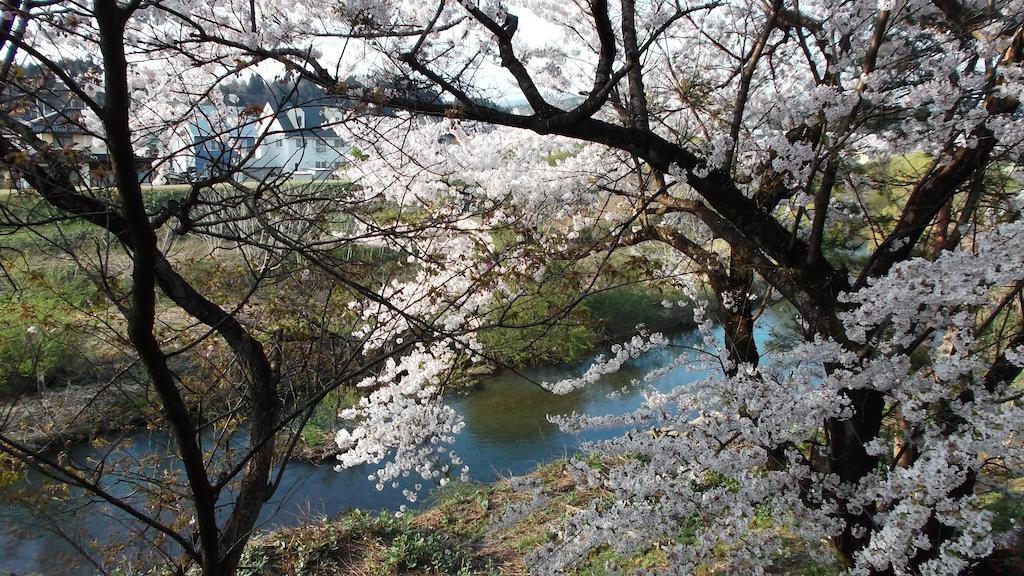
left=981, top=478, right=1024, bottom=533
left=477, top=265, right=695, bottom=369
left=0, top=264, right=99, bottom=397
left=583, top=282, right=692, bottom=339
left=299, top=387, right=361, bottom=450
left=236, top=509, right=495, bottom=576
left=226, top=458, right=862, bottom=576
left=345, top=510, right=486, bottom=575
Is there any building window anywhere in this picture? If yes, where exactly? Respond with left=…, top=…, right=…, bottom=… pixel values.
left=275, top=139, right=283, bottom=148
left=334, top=138, right=342, bottom=147
left=316, top=140, right=327, bottom=152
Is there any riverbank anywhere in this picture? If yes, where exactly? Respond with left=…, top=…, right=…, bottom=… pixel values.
left=290, top=283, right=703, bottom=463
left=235, top=459, right=845, bottom=576
left=239, top=458, right=1024, bottom=576
left=0, top=278, right=699, bottom=460
left=233, top=462, right=582, bottom=576
left=0, top=381, right=149, bottom=449
left=6, top=313, right=1022, bottom=576
left=2, top=181, right=701, bottom=457
left=1, top=326, right=723, bottom=575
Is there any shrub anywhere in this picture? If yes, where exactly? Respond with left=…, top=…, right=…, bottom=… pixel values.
left=0, top=269, right=94, bottom=397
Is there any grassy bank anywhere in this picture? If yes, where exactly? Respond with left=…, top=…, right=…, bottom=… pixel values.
left=477, top=276, right=697, bottom=371
left=230, top=459, right=845, bottom=576
left=230, top=455, right=1024, bottom=576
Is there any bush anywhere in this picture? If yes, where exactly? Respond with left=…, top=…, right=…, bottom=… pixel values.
left=343, top=510, right=480, bottom=575
left=0, top=269, right=95, bottom=397
left=299, top=387, right=361, bottom=449
left=478, top=287, right=599, bottom=367
left=583, top=283, right=693, bottom=340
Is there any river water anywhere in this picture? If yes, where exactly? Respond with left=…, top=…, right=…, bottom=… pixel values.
left=0, top=319, right=780, bottom=575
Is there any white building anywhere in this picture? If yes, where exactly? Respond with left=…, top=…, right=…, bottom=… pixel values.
left=249, top=102, right=349, bottom=179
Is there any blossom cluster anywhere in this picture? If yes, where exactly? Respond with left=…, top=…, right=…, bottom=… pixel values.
left=334, top=343, right=468, bottom=498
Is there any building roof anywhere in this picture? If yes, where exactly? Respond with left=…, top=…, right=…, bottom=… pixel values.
left=264, top=98, right=351, bottom=139
left=19, top=93, right=93, bottom=136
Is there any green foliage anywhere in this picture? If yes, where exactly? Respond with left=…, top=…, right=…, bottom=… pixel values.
left=583, top=283, right=692, bottom=339
left=751, top=502, right=775, bottom=529
left=0, top=191, right=96, bottom=251
left=367, top=201, right=428, bottom=226
left=344, top=510, right=484, bottom=575
left=299, top=387, right=360, bottom=449
left=835, top=152, right=1021, bottom=264
left=980, top=478, right=1024, bottom=533
left=432, top=479, right=491, bottom=510
left=0, top=453, right=24, bottom=495
left=0, top=267, right=95, bottom=397
left=544, top=148, right=575, bottom=166
left=853, top=153, right=935, bottom=241
left=570, top=543, right=669, bottom=575
left=675, top=514, right=707, bottom=548
left=699, top=469, right=741, bottom=493
left=475, top=244, right=699, bottom=369
left=376, top=528, right=474, bottom=575
left=478, top=287, right=599, bottom=367
left=140, top=184, right=189, bottom=210
left=235, top=516, right=353, bottom=576
left=585, top=453, right=608, bottom=473
left=572, top=546, right=618, bottom=576
left=429, top=480, right=498, bottom=540
left=349, top=146, right=369, bottom=162
left=234, top=507, right=495, bottom=576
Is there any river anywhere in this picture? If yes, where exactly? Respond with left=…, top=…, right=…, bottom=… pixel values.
left=0, top=317, right=781, bottom=575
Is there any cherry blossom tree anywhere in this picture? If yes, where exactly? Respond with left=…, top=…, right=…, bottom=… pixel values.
left=217, top=0, right=1023, bottom=573
left=3, top=0, right=1023, bottom=575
